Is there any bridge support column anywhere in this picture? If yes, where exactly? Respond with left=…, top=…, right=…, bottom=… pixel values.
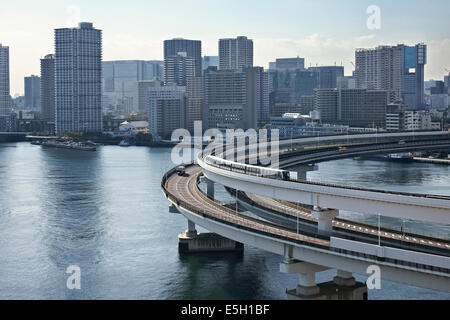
left=280, top=260, right=327, bottom=298
left=200, top=176, right=215, bottom=200
left=206, top=180, right=215, bottom=200
left=333, top=270, right=356, bottom=287
left=311, top=207, right=339, bottom=237
left=185, top=220, right=198, bottom=238
left=178, top=220, right=243, bottom=254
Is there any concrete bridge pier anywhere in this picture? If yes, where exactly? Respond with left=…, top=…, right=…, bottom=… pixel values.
left=281, top=245, right=367, bottom=300
left=185, top=220, right=199, bottom=238
left=200, top=176, right=215, bottom=200
left=311, top=207, right=339, bottom=237
left=178, top=219, right=243, bottom=254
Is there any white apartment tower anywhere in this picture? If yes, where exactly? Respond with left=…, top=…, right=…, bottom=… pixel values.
left=55, top=22, right=103, bottom=134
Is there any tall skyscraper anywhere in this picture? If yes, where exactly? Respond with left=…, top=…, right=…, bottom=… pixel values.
left=219, top=36, right=253, bottom=71
left=40, top=54, right=55, bottom=122
left=164, top=38, right=202, bottom=77
left=24, top=75, right=40, bottom=109
left=164, top=52, right=195, bottom=86
left=55, top=22, right=102, bottom=134
left=0, top=44, right=10, bottom=116
left=355, top=44, right=426, bottom=109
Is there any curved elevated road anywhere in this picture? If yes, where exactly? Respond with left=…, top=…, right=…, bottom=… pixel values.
left=200, top=138, right=450, bottom=225
left=162, top=164, right=450, bottom=292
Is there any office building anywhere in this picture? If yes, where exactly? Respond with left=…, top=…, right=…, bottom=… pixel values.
left=274, top=57, right=305, bottom=71
left=204, top=67, right=247, bottom=129
left=148, top=85, right=186, bottom=138
left=0, top=44, right=10, bottom=116
left=164, top=38, right=202, bottom=77
left=204, top=66, right=267, bottom=130
left=314, top=88, right=388, bottom=127
left=40, top=54, right=55, bottom=122
left=164, top=52, right=195, bottom=86
left=219, top=36, right=253, bottom=71
left=309, top=66, right=344, bottom=89
left=24, top=75, right=40, bottom=109
left=55, top=22, right=102, bottom=133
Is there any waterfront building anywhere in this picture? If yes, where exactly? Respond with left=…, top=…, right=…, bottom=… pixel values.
left=24, top=75, right=40, bottom=109
left=55, top=22, right=103, bottom=133
left=40, top=54, right=55, bottom=122
left=0, top=44, right=10, bottom=116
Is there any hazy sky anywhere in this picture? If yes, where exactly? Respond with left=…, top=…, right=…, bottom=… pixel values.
left=1, top=0, right=450, bottom=95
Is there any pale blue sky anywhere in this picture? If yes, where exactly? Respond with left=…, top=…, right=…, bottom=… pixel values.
left=1, top=0, right=449, bottom=94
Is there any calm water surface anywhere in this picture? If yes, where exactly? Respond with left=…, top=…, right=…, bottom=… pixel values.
left=0, top=142, right=448, bottom=299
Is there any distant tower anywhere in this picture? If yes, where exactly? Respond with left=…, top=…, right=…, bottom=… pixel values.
left=0, top=44, right=10, bottom=115
left=219, top=36, right=253, bottom=71
left=164, top=38, right=202, bottom=77
left=55, top=22, right=102, bottom=134
left=24, top=75, right=40, bottom=109
left=164, top=52, right=195, bottom=86
left=40, top=54, right=55, bottom=122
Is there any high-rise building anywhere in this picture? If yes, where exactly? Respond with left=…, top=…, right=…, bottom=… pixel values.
left=164, top=38, right=202, bottom=77
left=164, top=52, right=195, bottom=86
left=186, top=77, right=204, bottom=134
left=309, top=66, right=344, bottom=89
left=204, top=66, right=267, bottom=130
left=55, top=22, right=102, bottom=134
left=204, top=67, right=247, bottom=129
left=202, top=56, right=219, bottom=71
left=245, top=66, right=269, bottom=126
left=314, top=88, right=388, bottom=127
left=0, top=44, right=10, bottom=116
left=24, top=75, right=40, bottom=110
left=40, top=54, right=55, bottom=122
left=271, top=69, right=318, bottom=105
left=275, top=57, right=305, bottom=71
left=219, top=36, right=253, bottom=71
left=148, top=85, right=186, bottom=139
left=355, top=44, right=426, bottom=109
left=102, top=60, right=163, bottom=113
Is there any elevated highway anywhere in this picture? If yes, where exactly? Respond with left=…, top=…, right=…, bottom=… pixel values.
left=163, top=131, right=450, bottom=297
left=162, top=164, right=450, bottom=293
left=200, top=137, right=450, bottom=225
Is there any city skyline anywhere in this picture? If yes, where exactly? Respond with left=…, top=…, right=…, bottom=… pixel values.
left=1, top=0, right=450, bottom=95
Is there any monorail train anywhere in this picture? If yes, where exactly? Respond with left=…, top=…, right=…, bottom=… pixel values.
left=204, top=155, right=291, bottom=181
